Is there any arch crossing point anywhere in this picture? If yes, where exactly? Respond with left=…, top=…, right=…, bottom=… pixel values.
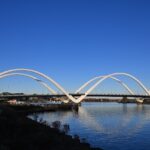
left=75, top=76, right=134, bottom=95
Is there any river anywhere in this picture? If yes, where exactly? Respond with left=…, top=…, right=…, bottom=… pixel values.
left=29, top=102, right=150, bottom=150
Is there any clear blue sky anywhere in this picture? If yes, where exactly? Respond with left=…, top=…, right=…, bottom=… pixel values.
left=0, top=0, right=150, bottom=93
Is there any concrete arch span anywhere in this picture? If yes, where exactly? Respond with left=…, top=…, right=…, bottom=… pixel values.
left=75, top=76, right=134, bottom=95
left=77, top=73, right=150, bottom=103
left=0, top=73, right=57, bottom=94
left=0, top=68, right=77, bottom=103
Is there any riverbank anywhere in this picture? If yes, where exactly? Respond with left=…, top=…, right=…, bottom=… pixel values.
left=5, top=103, right=79, bottom=115
left=83, top=98, right=150, bottom=104
left=0, top=104, right=102, bottom=150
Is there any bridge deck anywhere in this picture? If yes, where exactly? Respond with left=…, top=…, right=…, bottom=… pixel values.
left=1, top=94, right=150, bottom=99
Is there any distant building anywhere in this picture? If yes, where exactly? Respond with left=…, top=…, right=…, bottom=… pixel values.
left=7, top=99, right=25, bottom=105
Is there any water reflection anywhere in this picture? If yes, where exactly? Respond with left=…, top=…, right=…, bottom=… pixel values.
left=29, top=103, right=150, bottom=150
left=78, top=103, right=150, bottom=137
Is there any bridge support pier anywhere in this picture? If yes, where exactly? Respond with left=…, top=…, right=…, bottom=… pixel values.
left=136, top=98, right=144, bottom=104
left=120, top=96, right=128, bottom=103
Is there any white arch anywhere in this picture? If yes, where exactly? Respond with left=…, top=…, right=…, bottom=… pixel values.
left=77, top=73, right=150, bottom=103
left=0, top=68, right=77, bottom=103
left=0, top=73, right=57, bottom=94
left=0, top=69, right=149, bottom=103
left=75, top=76, right=134, bottom=95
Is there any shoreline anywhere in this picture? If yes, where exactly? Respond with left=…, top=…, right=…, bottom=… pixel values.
left=0, top=104, right=102, bottom=150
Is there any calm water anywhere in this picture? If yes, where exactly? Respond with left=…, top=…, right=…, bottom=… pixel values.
left=29, top=102, right=150, bottom=150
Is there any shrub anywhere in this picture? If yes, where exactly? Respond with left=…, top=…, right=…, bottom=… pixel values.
left=51, top=121, right=61, bottom=130
left=62, top=124, right=70, bottom=134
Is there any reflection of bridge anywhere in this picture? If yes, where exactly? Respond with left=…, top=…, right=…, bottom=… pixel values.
left=0, top=68, right=150, bottom=103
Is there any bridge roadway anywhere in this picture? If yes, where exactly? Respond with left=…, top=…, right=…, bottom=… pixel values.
left=1, top=94, right=150, bottom=99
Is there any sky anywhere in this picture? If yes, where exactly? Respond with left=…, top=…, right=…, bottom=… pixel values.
left=0, top=0, right=150, bottom=93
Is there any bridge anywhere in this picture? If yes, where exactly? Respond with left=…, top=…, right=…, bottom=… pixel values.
left=0, top=68, right=150, bottom=103
left=1, top=94, right=150, bottom=99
